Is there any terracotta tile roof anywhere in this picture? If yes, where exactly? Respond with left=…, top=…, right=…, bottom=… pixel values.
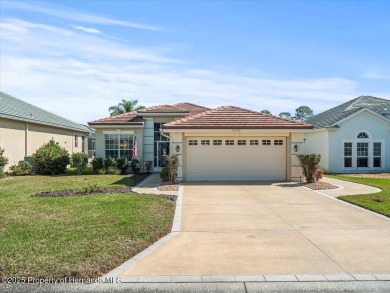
left=89, top=102, right=210, bottom=126
left=163, top=106, right=313, bottom=130
left=173, top=102, right=211, bottom=115
left=88, top=111, right=144, bottom=125
left=136, top=103, right=209, bottom=114
left=137, top=104, right=189, bottom=113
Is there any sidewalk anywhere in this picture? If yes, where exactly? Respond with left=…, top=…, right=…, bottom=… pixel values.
left=132, top=173, right=178, bottom=197
left=321, top=177, right=381, bottom=197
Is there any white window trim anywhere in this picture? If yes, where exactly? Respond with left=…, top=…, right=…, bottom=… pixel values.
left=103, top=130, right=135, bottom=135
left=341, top=139, right=385, bottom=171
left=104, top=133, right=134, bottom=159
left=342, top=140, right=353, bottom=169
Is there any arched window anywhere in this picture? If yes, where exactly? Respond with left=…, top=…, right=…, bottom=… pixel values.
left=357, top=132, right=369, bottom=139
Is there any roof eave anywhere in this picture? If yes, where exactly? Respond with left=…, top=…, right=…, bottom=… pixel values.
left=88, top=123, right=144, bottom=127
left=0, top=113, right=89, bottom=133
left=163, top=126, right=313, bottom=132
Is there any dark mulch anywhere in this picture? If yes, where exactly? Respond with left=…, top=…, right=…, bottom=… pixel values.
left=34, top=173, right=151, bottom=198
left=130, top=173, right=151, bottom=185
left=301, top=181, right=339, bottom=190
left=35, top=186, right=133, bottom=197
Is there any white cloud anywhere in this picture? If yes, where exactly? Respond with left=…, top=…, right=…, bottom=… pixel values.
left=0, top=18, right=374, bottom=124
left=70, top=25, right=101, bottom=34
left=363, top=71, right=390, bottom=80
left=4, top=1, right=166, bottom=31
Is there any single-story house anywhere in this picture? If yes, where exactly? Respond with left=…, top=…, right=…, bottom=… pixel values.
left=0, top=92, right=89, bottom=170
left=305, top=96, right=390, bottom=173
left=89, top=103, right=312, bottom=181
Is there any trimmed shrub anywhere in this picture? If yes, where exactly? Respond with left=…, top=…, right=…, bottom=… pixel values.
left=105, top=167, right=121, bottom=175
left=92, top=157, right=104, bottom=174
left=9, top=161, right=32, bottom=176
left=71, top=152, right=88, bottom=175
left=296, top=153, right=322, bottom=183
left=116, top=157, right=128, bottom=174
left=130, top=156, right=141, bottom=173
left=166, top=155, right=179, bottom=184
left=104, top=157, right=115, bottom=170
left=0, top=147, right=9, bottom=178
left=32, top=140, right=70, bottom=175
left=160, top=166, right=169, bottom=181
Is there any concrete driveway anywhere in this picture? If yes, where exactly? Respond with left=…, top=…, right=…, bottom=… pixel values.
left=122, top=182, right=390, bottom=277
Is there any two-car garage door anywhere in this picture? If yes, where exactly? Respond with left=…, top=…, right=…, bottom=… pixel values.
left=186, top=137, right=287, bottom=181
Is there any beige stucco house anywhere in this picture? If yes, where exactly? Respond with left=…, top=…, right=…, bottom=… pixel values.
left=0, top=92, right=89, bottom=170
left=89, top=103, right=312, bottom=181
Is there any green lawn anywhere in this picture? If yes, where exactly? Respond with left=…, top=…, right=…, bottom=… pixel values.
left=0, top=174, right=175, bottom=278
left=326, top=174, right=390, bottom=217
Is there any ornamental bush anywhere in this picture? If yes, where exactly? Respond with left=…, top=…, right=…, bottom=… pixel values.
left=160, top=166, right=169, bottom=181
left=296, top=153, right=322, bottom=183
left=71, top=152, right=88, bottom=175
left=32, top=140, right=70, bottom=175
left=9, top=161, right=32, bottom=176
left=92, top=157, right=104, bottom=174
left=116, top=156, right=128, bottom=174
left=104, top=157, right=115, bottom=170
left=166, top=155, right=179, bottom=184
left=130, top=156, right=141, bottom=173
left=0, top=147, right=9, bottom=178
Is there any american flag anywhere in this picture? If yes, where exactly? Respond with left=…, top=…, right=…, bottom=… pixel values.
left=133, top=136, right=138, bottom=157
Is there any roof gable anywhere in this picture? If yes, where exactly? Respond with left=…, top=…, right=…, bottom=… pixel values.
left=163, top=106, right=313, bottom=130
left=88, top=111, right=144, bottom=125
left=137, top=104, right=189, bottom=114
left=89, top=102, right=210, bottom=125
left=307, top=96, right=390, bottom=128
left=0, top=91, right=88, bottom=132
left=172, top=103, right=210, bottom=115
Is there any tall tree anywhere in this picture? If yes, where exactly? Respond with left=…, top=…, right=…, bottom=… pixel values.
left=109, top=99, right=145, bottom=116
left=294, top=106, right=314, bottom=121
left=279, top=112, right=292, bottom=119
left=260, top=110, right=272, bottom=114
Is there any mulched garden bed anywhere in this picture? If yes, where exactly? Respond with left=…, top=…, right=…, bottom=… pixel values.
left=35, top=186, right=134, bottom=197
left=158, top=182, right=179, bottom=191
left=131, top=173, right=151, bottom=185
left=34, top=173, right=152, bottom=198
left=301, top=181, right=339, bottom=190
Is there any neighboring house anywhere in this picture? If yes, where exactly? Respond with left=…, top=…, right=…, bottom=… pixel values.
left=305, top=96, right=390, bottom=173
left=89, top=103, right=312, bottom=181
left=0, top=92, right=89, bottom=170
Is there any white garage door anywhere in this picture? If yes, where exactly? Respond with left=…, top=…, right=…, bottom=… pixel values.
left=186, top=137, right=286, bottom=181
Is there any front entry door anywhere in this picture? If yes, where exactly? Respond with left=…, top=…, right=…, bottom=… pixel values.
left=157, top=142, right=170, bottom=167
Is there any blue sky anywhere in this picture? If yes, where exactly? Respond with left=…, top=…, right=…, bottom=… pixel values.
left=1, top=0, right=389, bottom=124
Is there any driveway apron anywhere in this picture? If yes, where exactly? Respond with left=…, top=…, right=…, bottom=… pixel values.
left=122, top=182, right=390, bottom=276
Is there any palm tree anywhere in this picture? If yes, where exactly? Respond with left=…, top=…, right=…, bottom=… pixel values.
left=109, top=99, right=145, bottom=116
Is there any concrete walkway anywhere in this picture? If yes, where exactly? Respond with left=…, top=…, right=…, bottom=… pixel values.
left=106, top=178, right=389, bottom=282
left=321, top=177, right=381, bottom=197
left=132, top=173, right=178, bottom=197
